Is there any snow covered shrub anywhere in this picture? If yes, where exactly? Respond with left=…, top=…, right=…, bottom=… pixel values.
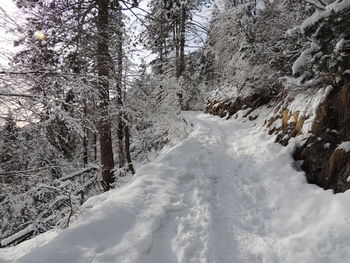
left=204, top=5, right=250, bottom=89
left=0, top=118, right=100, bottom=246
left=292, top=0, right=350, bottom=85
left=203, top=0, right=309, bottom=101
left=120, top=67, right=192, bottom=164
left=126, top=75, right=191, bottom=156
left=0, top=166, right=100, bottom=247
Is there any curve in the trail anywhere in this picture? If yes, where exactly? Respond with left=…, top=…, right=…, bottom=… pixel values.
left=2, top=112, right=350, bottom=263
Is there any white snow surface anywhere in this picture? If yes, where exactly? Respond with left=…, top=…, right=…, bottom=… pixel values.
left=326, top=0, right=350, bottom=13
left=292, top=42, right=321, bottom=76
left=337, top=141, right=350, bottom=153
left=2, top=112, right=350, bottom=263
left=301, top=0, right=350, bottom=34
left=1, top=225, right=35, bottom=247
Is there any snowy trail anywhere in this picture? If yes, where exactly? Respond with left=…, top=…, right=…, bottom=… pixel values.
left=2, top=112, right=350, bottom=263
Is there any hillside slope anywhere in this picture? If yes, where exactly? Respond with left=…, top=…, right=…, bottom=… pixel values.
left=1, top=111, right=350, bottom=263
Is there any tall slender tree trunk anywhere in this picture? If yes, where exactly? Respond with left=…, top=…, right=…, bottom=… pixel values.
left=158, top=15, right=166, bottom=75
left=113, top=7, right=135, bottom=175
left=75, top=0, right=88, bottom=167
left=94, top=131, right=98, bottom=161
left=178, top=5, right=186, bottom=77
left=83, top=99, right=88, bottom=166
left=174, top=21, right=180, bottom=77
left=116, top=8, right=126, bottom=170
left=124, top=124, right=135, bottom=174
left=97, top=0, right=115, bottom=191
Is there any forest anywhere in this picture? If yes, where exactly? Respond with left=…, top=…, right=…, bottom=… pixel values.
left=1, top=0, right=350, bottom=262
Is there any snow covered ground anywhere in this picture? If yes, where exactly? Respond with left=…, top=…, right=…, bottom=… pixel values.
left=2, top=111, right=350, bottom=263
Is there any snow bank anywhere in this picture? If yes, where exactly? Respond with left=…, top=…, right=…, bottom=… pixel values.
left=2, top=112, right=350, bottom=263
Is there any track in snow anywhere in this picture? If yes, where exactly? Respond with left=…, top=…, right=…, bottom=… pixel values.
left=2, top=112, right=350, bottom=263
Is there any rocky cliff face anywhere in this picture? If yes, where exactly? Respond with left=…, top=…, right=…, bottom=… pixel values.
left=205, top=92, right=272, bottom=119
left=294, top=84, right=350, bottom=193
left=206, top=84, right=350, bottom=193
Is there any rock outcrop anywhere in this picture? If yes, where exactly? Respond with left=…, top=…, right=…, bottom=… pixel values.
left=206, top=84, right=350, bottom=193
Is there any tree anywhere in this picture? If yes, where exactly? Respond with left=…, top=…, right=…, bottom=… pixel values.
left=0, top=0, right=192, bottom=247
left=96, top=0, right=115, bottom=191
left=9, top=0, right=131, bottom=190
left=145, top=0, right=208, bottom=78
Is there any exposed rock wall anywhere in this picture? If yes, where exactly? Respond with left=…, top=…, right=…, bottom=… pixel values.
left=294, top=84, right=350, bottom=193
left=205, top=92, right=272, bottom=119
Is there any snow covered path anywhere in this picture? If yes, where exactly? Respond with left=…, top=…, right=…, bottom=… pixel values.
left=2, top=112, right=350, bottom=263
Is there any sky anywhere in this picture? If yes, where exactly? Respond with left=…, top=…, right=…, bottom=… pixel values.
left=0, top=0, right=21, bottom=68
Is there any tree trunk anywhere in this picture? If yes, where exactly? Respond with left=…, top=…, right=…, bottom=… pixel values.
left=174, top=21, right=180, bottom=77
left=94, top=131, right=98, bottom=161
left=83, top=99, right=88, bottom=166
left=75, top=0, right=88, bottom=167
left=124, top=124, right=135, bottom=174
left=178, top=5, right=186, bottom=77
left=97, top=0, right=115, bottom=191
left=116, top=8, right=126, bottom=170
left=158, top=15, right=166, bottom=75
left=116, top=18, right=135, bottom=175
